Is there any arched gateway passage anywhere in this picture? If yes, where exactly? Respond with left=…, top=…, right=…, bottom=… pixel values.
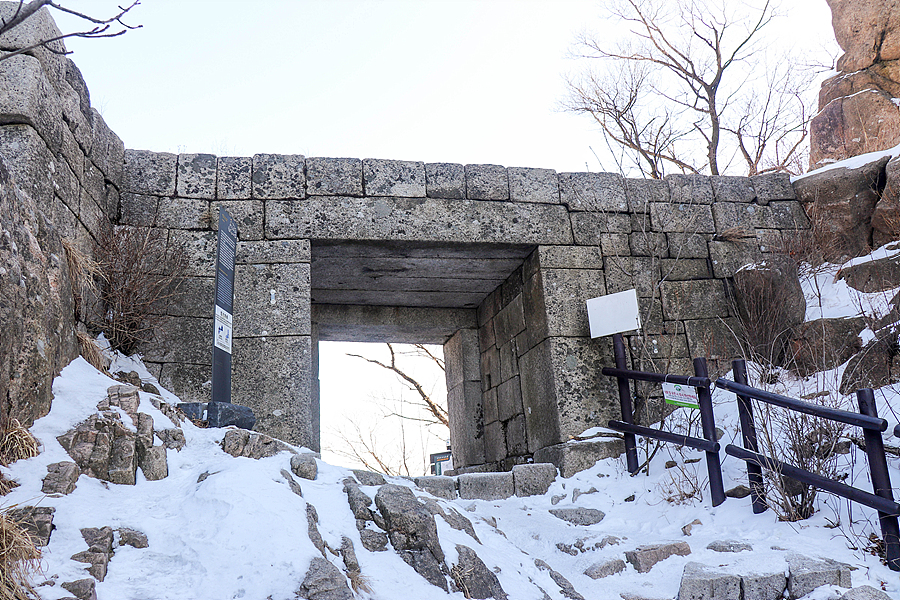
left=122, top=154, right=808, bottom=473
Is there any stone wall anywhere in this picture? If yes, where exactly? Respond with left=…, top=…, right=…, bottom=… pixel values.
left=0, top=4, right=122, bottom=429
left=117, top=153, right=809, bottom=470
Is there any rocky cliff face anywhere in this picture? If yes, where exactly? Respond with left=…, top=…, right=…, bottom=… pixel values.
left=811, top=0, right=900, bottom=168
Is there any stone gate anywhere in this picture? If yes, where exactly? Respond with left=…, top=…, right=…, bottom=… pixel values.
left=0, top=6, right=811, bottom=472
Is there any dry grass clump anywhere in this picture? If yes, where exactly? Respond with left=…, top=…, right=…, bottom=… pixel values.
left=346, top=569, right=372, bottom=594
left=76, top=331, right=110, bottom=374
left=0, top=421, right=40, bottom=467
left=0, top=474, right=17, bottom=497
left=0, top=508, right=41, bottom=600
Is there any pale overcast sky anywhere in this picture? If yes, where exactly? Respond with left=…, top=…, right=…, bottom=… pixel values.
left=55, top=0, right=839, bottom=470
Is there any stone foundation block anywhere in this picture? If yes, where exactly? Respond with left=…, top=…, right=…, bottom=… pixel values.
left=212, top=200, right=264, bottom=240
left=678, top=562, right=741, bottom=600
left=713, top=200, right=809, bottom=231
left=217, top=156, right=252, bottom=199
left=509, top=166, right=559, bottom=203
left=559, top=171, right=627, bottom=212
left=650, top=202, right=716, bottom=233
left=465, top=163, right=509, bottom=200
left=251, top=153, right=305, bottom=199
left=414, top=476, right=458, bottom=500
left=306, top=156, right=361, bottom=196
left=532, top=438, right=625, bottom=478
left=363, top=158, right=425, bottom=197
left=625, top=177, right=669, bottom=212
left=124, top=149, right=176, bottom=196
left=177, top=153, right=217, bottom=199
left=425, top=162, right=465, bottom=198
left=752, top=172, right=795, bottom=203
left=787, top=554, right=851, bottom=599
left=667, top=174, right=714, bottom=204
left=511, top=463, right=557, bottom=497
left=458, top=472, right=514, bottom=500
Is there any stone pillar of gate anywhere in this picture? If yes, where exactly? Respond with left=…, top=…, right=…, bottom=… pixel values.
left=443, top=328, right=484, bottom=468
left=232, top=240, right=317, bottom=450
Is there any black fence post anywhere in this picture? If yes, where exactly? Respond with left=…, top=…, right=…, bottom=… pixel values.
left=733, top=359, right=767, bottom=514
left=694, top=357, right=725, bottom=507
left=857, top=388, right=900, bottom=571
left=613, top=333, right=639, bottom=474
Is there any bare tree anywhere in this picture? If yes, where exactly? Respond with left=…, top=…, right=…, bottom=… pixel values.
left=564, top=0, right=812, bottom=177
left=0, top=0, right=141, bottom=64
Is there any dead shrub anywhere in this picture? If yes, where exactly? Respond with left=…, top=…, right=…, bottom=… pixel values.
left=61, top=237, right=104, bottom=323
left=0, top=421, right=40, bottom=467
left=90, top=224, right=188, bottom=355
left=0, top=507, right=41, bottom=600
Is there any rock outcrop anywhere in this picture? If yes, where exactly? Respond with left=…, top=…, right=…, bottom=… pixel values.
left=811, top=0, right=900, bottom=167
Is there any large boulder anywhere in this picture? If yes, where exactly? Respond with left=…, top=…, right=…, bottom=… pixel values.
left=840, top=325, right=900, bottom=393
left=793, top=156, right=888, bottom=260
left=788, top=317, right=866, bottom=377
left=827, top=0, right=900, bottom=72
left=810, top=88, right=900, bottom=169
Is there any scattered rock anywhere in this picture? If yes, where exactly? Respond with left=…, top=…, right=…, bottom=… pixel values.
left=682, top=519, right=702, bottom=536
left=584, top=559, right=626, bottom=579
left=534, top=559, right=585, bottom=600
left=6, top=506, right=55, bottom=546
left=291, top=453, right=318, bottom=480
left=103, top=384, right=140, bottom=414
left=451, top=544, right=508, bottom=599
left=137, top=443, right=168, bottom=481
left=414, top=475, right=458, bottom=500
left=141, top=382, right=160, bottom=395
left=343, top=479, right=375, bottom=521
left=840, top=326, right=900, bottom=394
left=556, top=542, right=579, bottom=556
left=550, top=494, right=566, bottom=505
left=841, top=585, right=893, bottom=600
left=339, top=536, right=359, bottom=573
left=838, top=253, right=900, bottom=293
left=70, top=550, right=109, bottom=582
left=422, top=498, right=479, bottom=542
left=117, top=527, right=148, bottom=549
left=296, top=556, right=353, bottom=600
left=706, top=540, right=752, bottom=553
left=572, top=487, right=597, bottom=503
left=61, top=578, right=97, bottom=600
left=624, top=494, right=635, bottom=502
left=789, top=317, right=866, bottom=377
left=221, top=428, right=294, bottom=459
left=725, top=485, right=751, bottom=499
left=57, top=412, right=138, bottom=485
left=624, top=542, right=691, bottom=573
left=787, top=554, right=852, bottom=599
left=42, top=461, right=79, bottom=495
left=81, top=527, right=113, bottom=554
left=113, top=371, right=141, bottom=388
left=512, top=463, right=556, bottom=497
left=665, top=460, right=678, bottom=469
left=155, top=428, right=185, bottom=451
left=358, top=527, right=389, bottom=552
left=306, top=504, right=327, bottom=558
left=678, top=562, right=741, bottom=600
left=548, top=508, right=605, bottom=526
left=281, top=469, right=303, bottom=497
left=374, top=484, right=447, bottom=590
left=352, top=469, right=386, bottom=486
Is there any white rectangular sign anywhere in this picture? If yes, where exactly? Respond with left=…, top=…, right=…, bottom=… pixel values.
left=662, top=382, right=700, bottom=409
left=214, top=305, right=233, bottom=354
left=586, top=288, right=642, bottom=338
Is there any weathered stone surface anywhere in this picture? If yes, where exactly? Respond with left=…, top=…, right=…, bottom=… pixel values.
left=363, top=158, right=425, bottom=197
left=811, top=87, right=900, bottom=168
left=216, top=156, right=252, bottom=199
left=841, top=585, right=894, bottom=600
left=124, top=149, right=176, bottom=196
left=234, top=263, right=310, bottom=337
left=359, top=527, right=389, bottom=552
left=6, top=506, right=55, bottom=546
left=291, top=453, right=318, bottom=480
left=414, top=476, right=457, bottom=500
left=177, top=153, right=216, bottom=199
left=458, top=472, right=514, bottom=500
left=352, top=469, right=386, bottom=486
left=61, top=578, right=97, bottom=600
left=584, top=559, right=626, bottom=579
left=650, top=202, right=716, bottom=233
left=57, top=412, right=140, bottom=485
left=425, top=162, right=465, bottom=198
left=509, top=167, right=559, bottom=204
left=117, top=527, right=149, bottom=548
left=465, top=164, right=509, bottom=200
left=42, top=461, right=79, bottom=495
left=252, top=153, right=305, bottom=199
left=374, top=484, right=447, bottom=589
left=237, top=239, right=310, bottom=264
left=153, top=428, right=184, bottom=451
left=753, top=173, right=796, bottom=203
left=711, top=176, right=756, bottom=203
left=105, top=384, right=140, bottom=415
left=296, top=556, right=353, bottom=600
left=787, top=554, right=851, bottom=599
left=660, top=279, right=730, bottom=321
left=839, top=252, right=900, bottom=293
left=71, top=550, right=109, bottom=582
left=137, top=444, right=168, bottom=481
left=532, top=439, right=625, bottom=478
left=548, top=508, right=605, bottom=526
left=559, top=172, right=627, bottom=212
left=534, top=559, right=585, bottom=600
left=266, top=196, right=574, bottom=245
left=794, top=156, right=888, bottom=259
left=706, top=540, right=752, bottom=553
left=307, top=157, right=361, bottom=196
left=344, top=479, right=375, bottom=521
left=306, top=504, right=327, bottom=557
left=742, top=569, right=788, bottom=600
left=220, top=429, right=295, bottom=459
left=451, top=545, right=508, bottom=599
left=624, top=542, right=691, bottom=573
left=512, top=463, right=556, bottom=497
left=81, top=526, right=114, bottom=554
left=280, top=468, right=303, bottom=496
left=0, top=153, right=78, bottom=430
left=789, top=317, right=865, bottom=376
left=828, top=0, right=900, bottom=71
left=212, top=199, right=264, bottom=241
left=678, top=562, right=741, bottom=600
left=840, top=326, right=900, bottom=393
left=667, top=174, right=714, bottom=204
left=625, top=177, right=669, bottom=212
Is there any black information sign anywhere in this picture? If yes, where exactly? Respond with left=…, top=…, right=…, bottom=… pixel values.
left=211, top=207, right=238, bottom=405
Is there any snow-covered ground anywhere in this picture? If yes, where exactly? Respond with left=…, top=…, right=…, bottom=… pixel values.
left=4, top=252, right=900, bottom=599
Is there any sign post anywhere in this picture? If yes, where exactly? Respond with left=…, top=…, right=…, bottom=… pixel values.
left=211, top=206, right=237, bottom=405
